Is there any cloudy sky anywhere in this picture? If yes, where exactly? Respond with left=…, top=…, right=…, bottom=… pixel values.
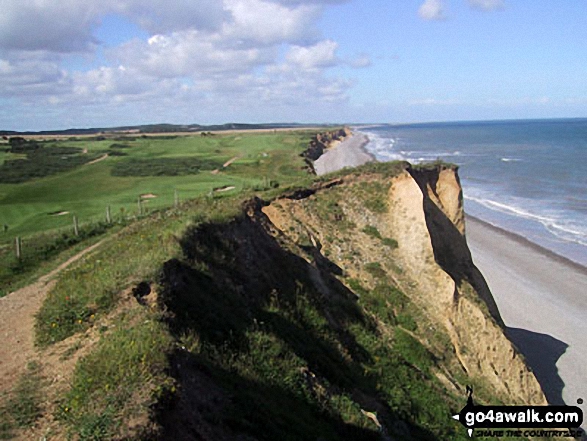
left=1, top=0, right=586, bottom=131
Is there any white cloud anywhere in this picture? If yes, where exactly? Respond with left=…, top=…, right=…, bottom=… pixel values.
left=0, top=0, right=357, bottom=129
left=223, top=0, right=323, bottom=45
left=468, top=0, right=504, bottom=11
left=0, top=54, right=71, bottom=98
left=418, top=0, right=446, bottom=21
left=285, top=40, right=339, bottom=70
left=110, top=30, right=277, bottom=78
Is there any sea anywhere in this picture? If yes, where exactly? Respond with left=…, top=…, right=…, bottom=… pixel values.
left=357, top=119, right=587, bottom=267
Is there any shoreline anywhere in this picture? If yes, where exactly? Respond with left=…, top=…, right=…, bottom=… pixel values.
left=467, top=215, right=587, bottom=275
left=312, top=133, right=587, bottom=413
left=467, top=215, right=587, bottom=415
left=313, top=132, right=374, bottom=175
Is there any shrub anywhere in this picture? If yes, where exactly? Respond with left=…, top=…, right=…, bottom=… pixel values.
left=111, top=157, right=223, bottom=177
left=382, top=237, right=398, bottom=249
left=362, top=225, right=382, bottom=239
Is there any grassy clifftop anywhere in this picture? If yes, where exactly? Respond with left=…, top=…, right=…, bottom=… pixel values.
left=0, top=132, right=545, bottom=440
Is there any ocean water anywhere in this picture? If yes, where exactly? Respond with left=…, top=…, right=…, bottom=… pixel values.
left=358, top=119, right=587, bottom=267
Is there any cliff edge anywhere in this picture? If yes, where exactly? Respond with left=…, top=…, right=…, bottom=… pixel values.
left=263, top=163, right=545, bottom=406
left=154, top=162, right=546, bottom=440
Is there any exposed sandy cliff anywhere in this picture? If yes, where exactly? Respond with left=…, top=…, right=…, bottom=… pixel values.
left=263, top=163, right=545, bottom=407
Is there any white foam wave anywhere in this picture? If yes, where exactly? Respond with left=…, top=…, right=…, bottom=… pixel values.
left=501, top=157, right=522, bottom=162
left=466, top=195, right=587, bottom=247
left=359, top=130, right=404, bottom=161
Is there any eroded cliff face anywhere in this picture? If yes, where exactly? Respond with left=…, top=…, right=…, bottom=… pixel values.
left=262, top=164, right=546, bottom=407
left=155, top=162, right=547, bottom=440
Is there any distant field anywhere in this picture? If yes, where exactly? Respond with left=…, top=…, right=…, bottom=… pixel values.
left=0, top=131, right=316, bottom=240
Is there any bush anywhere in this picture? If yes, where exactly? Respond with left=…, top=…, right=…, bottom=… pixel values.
left=0, top=145, right=99, bottom=183
left=362, top=225, right=382, bottom=239
left=111, top=157, right=223, bottom=177
left=382, top=237, right=398, bottom=249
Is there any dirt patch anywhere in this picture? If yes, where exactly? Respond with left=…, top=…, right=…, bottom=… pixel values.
left=86, top=154, right=108, bottom=165
left=49, top=211, right=69, bottom=216
left=140, top=193, right=157, bottom=199
left=222, top=156, right=239, bottom=168
left=213, top=186, right=236, bottom=193
left=0, top=241, right=104, bottom=397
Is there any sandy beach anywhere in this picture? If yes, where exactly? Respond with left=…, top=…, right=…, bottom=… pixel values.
left=466, top=216, right=587, bottom=419
left=315, top=133, right=587, bottom=420
left=313, top=133, right=373, bottom=175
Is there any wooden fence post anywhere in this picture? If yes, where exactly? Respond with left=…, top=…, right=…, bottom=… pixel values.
left=15, top=236, right=21, bottom=260
left=174, top=189, right=179, bottom=208
left=73, top=216, right=79, bottom=236
left=106, top=205, right=112, bottom=224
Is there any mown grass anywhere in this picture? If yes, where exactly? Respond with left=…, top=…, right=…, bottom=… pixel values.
left=0, top=131, right=314, bottom=239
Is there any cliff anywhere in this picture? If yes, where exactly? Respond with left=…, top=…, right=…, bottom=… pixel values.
left=0, top=133, right=549, bottom=440
left=155, top=162, right=545, bottom=440
left=301, top=127, right=352, bottom=172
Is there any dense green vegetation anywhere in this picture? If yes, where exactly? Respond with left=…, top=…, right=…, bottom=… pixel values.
left=0, top=140, right=101, bottom=183
left=111, top=157, right=224, bottom=177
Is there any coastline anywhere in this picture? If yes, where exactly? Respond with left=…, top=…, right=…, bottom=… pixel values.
left=312, top=133, right=587, bottom=416
left=313, top=132, right=374, bottom=175
left=467, top=215, right=587, bottom=275
left=466, top=215, right=587, bottom=416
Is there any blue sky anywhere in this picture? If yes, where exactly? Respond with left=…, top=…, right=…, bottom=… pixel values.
left=1, top=0, right=586, bottom=130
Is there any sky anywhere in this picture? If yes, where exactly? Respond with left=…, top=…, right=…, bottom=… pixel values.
left=1, top=0, right=586, bottom=131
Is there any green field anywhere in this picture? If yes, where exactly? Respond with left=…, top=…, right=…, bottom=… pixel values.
left=0, top=130, right=317, bottom=297
left=0, top=131, right=315, bottom=240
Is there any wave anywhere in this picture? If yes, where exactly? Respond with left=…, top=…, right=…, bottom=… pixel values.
left=501, top=157, right=522, bottom=162
left=466, top=195, right=587, bottom=247
left=359, top=130, right=404, bottom=161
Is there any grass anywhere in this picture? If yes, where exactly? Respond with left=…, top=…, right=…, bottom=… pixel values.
left=0, top=141, right=101, bottom=183
left=0, top=361, right=43, bottom=438
left=57, top=309, right=173, bottom=440
left=1, top=138, right=515, bottom=439
left=0, top=131, right=314, bottom=240
left=0, top=219, right=117, bottom=297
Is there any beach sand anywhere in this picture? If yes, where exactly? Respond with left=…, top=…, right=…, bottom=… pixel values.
left=313, top=133, right=373, bottom=175
left=315, top=133, right=587, bottom=421
left=467, top=216, right=587, bottom=419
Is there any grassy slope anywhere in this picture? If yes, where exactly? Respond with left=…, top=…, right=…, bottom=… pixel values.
left=1, top=134, right=527, bottom=440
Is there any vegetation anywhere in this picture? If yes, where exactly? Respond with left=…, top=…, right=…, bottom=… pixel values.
left=0, top=361, right=43, bottom=438
left=0, top=140, right=101, bottom=183
left=0, top=134, right=525, bottom=440
left=110, top=157, right=223, bottom=177
left=0, top=131, right=314, bottom=240
left=57, top=310, right=173, bottom=440
left=0, top=220, right=117, bottom=297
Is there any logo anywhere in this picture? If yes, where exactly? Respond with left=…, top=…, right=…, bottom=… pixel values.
left=452, top=386, right=584, bottom=438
